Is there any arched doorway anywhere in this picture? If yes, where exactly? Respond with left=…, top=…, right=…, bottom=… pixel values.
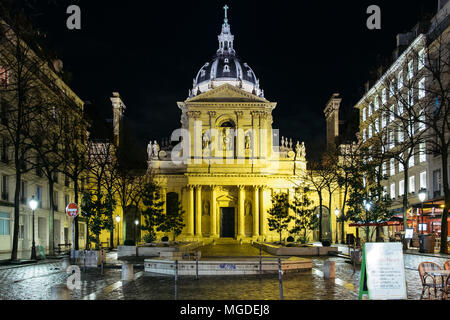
left=124, top=205, right=141, bottom=243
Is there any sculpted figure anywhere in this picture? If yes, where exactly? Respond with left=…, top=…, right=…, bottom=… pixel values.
left=147, top=141, right=153, bottom=160
left=152, top=140, right=160, bottom=158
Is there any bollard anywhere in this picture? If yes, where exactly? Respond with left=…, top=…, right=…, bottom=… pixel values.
left=50, top=284, right=70, bottom=300
left=278, top=258, right=283, bottom=300
left=61, top=257, right=70, bottom=271
left=323, top=260, right=335, bottom=279
left=259, top=247, right=262, bottom=279
left=174, top=259, right=178, bottom=300
left=195, top=251, right=199, bottom=280
left=121, top=263, right=134, bottom=281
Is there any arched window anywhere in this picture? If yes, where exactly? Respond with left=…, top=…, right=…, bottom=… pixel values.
left=223, top=65, right=230, bottom=73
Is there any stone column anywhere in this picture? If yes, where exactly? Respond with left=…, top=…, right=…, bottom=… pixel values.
left=259, top=187, right=266, bottom=238
left=188, top=186, right=194, bottom=236
left=207, top=111, right=216, bottom=157
left=238, top=185, right=245, bottom=238
left=253, top=186, right=260, bottom=238
left=195, top=186, right=202, bottom=237
left=235, top=111, right=243, bottom=159
left=210, top=186, right=217, bottom=238
left=187, top=111, right=201, bottom=161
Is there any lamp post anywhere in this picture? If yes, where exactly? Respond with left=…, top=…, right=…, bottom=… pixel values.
left=134, top=220, right=139, bottom=244
left=29, top=196, right=38, bottom=260
left=115, top=215, right=121, bottom=247
left=364, top=200, right=371, bottom=242
left=334, top=208, right=339, bottom=244
left=418, top=189, right=427, bottom=235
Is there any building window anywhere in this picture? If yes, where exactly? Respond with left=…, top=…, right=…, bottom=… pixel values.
left=398, top=126, right=404, bottom=143
left=362, top=107, right=366, bottom=122
left=399, top=179, right=405, bottom=196
left=381, top=112, right=387, bottom=128
left=53, top=191, right=58, bottom=211
left=419, top=143, right=426, bottom=162
left=408, top=88, right=414, bottom=106
left=398, top=100, right=404, bottom=115
left=382, top=89, right=387, bottom=104
left=399, top=161, right=404, bottom=172
left=409, top=175, right=415, bottom=194
left=407, top=60, right=414, bottom=80
left=374, top=119, right=379, bottom=133
left=368, top=125, right=372, bottom=139
left=20, top=181, right=27, bottom=205
left=374, top=96, right=379, bottom=110
left=420, top=171, right=427, bottom=189
left=65, top=194, right=70, bottom=208
left=390, top=81, right=395, bottom=96
left=36, top=186, right=42, bottom=208
left=368, top=103, right=373, bottom=117
left=0, top=212, right=10, bottom=235
left=382, top=162, right=387, bottom=176
left=389, top=105, right=395, bottom=122
left=407, top=119, right=415, bottom=137
left=418, top=77, right=426, bottom=99
left=362, top=129, right=367, bottom=142
left=433, top=169, right=441, bottom=197
left=408, top=149, right=414, bottom=168
left=398, top=71, right=403, bottom=89
left=418, top=48, right=425, bottom=70
left=223, top=65, right=230, bottom=73
left=390, top=183, right=396, bottom=199
left=390, top=158, right=395, bottom=176
left=1, top=176, right=8, bottom=201
left=389, top=131, right=395, bottom=149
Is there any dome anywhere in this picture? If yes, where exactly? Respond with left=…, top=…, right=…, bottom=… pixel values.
left=190, top=6, right=264, bottom=99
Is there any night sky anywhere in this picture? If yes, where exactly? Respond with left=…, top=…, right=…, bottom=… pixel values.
left=27, top=0, right=438, bottom=159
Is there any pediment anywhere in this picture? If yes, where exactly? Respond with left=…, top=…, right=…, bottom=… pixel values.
left=186, top=84, right=268, bottom=103
left=216, top=194, right=236, bottom=202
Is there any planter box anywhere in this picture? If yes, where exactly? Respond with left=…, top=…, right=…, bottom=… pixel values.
left=71, top=250, right=105, bottom=267
left=117, top=245, right=137, bottom=258
left=137, top=246, right=177, bottom=257
left=253, top=242, right=338, bottom=256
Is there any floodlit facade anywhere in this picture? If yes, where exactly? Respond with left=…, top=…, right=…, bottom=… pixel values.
left=354, top=2, right=450, bottom=237
left=0, top=18, right=86, bottom=258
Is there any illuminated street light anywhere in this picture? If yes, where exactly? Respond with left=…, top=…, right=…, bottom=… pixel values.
left=115, top=215, right=121, bottom=247
left=29, top=196, right=38, bottom=260
left=418, top=189, right=427, bottom=235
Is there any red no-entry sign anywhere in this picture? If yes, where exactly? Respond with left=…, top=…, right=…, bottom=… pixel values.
left=66, top=202, right=79, bottom=218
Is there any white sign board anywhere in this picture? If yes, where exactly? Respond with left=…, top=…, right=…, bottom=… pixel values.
left=365, top=242, right=407, bottom=300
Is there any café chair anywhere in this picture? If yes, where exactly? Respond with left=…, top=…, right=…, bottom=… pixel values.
left=418, top=262, right=442, bottom=300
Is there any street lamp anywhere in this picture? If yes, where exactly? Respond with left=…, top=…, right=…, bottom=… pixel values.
left=363, top=200, right=371, bottom=242
left=115, top=215, right=121, bottom=247
left=29, top=196, right=38, bottom=260
left=334, top=208, right=339, bottom=244
left=134, top=220, right=139, bottom=244
left=418, top=189, right=427, bottom=235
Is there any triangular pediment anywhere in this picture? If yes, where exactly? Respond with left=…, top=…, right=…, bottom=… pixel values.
left=186, top=84, right=268, bottom=103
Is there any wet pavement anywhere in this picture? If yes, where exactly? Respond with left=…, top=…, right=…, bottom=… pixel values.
left=0, top=247, right=443, bottom=300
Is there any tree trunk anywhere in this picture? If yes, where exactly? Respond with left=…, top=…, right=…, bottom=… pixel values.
left=74, top=178, right=79, bottom=250
left=318, top=194, right=323, bottom=241
left=440, top=150, right=449, bottom=254
left=10, top=168, right=21, bottom=261
left=340, top=183, right=348, bottom=244
left=48, top=179, right=55, bottom=256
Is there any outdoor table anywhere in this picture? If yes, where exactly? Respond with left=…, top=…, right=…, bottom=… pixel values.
left=424, top=269, right=450, bottom=300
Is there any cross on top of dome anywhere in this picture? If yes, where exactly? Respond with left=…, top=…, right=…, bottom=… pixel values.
left=217, top=4, right=234, bottom=55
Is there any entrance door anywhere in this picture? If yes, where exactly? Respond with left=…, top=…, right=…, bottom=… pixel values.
left=220, top=207, right=235, bottom=238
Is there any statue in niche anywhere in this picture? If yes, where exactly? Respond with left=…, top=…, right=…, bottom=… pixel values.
left=152, top=140, right=160, bottom=158
left=245, top=201, right=252, bottom=216
left=223, top=129, right=233, bottom=151
left=202, top=131, right=210, bottom=149
left=203, top=200, right=210, bottom=216
left=244, top=134, right=251, bottom=150
left=147, top=141, right=153, bottom=160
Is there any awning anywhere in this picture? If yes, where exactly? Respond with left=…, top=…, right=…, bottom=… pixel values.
left=349, top=221, right=401, bottom=227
